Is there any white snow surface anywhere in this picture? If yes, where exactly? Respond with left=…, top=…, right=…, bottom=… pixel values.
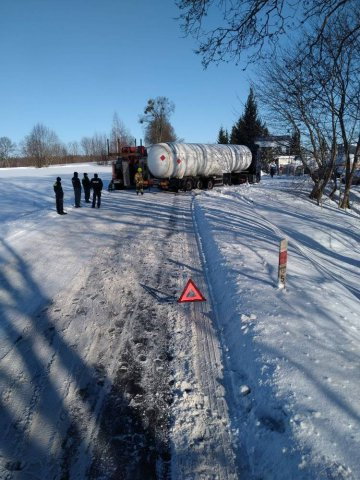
left=1, top=164, right=360, bottom=479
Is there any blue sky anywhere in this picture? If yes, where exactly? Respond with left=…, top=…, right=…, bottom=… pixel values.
left=0, top=0, right=254, bottom=148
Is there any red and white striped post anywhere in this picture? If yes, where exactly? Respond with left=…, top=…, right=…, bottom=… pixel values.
left=278, top=238, right=288, bottom=289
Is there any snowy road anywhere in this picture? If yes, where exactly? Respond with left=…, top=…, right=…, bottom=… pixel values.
left=1, top=166, right=360, bottom=479
left=0, top=170, right=239, bottom=479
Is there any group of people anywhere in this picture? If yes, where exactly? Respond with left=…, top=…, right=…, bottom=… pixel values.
left=53, top=172, right=103, bottom=215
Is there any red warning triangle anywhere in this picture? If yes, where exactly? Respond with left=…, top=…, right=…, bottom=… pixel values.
left=178, top=279, right=206, bottom=303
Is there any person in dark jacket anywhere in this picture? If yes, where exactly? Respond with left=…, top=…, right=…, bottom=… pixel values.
left=72, top=171, right=82, bottom=207
left=90, top=173, right=103, bottom=208
left=269, top=161, right=277, bottom=178
left=82, top=173, right=91, bottom=203
left=53, top=177, right=67, bottom=215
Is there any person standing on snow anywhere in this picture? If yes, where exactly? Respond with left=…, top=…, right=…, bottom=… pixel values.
left=134, top=167, right=144, bottom=195
left=82, top=172, right=91, bottom=203
left=72, top=171, right=82, bottom=207
left=269, top=161, right=277, bottom=178
left=90, top=173, right=103, bottom=208
left=53, top=177, right=67, bottom=215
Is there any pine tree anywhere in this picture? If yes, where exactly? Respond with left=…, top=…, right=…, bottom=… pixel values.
left=230, top=88, right=268, bottom=155
left=217, top=126, right=229, bottom=144
left=289, top=130, right=301, bottom=157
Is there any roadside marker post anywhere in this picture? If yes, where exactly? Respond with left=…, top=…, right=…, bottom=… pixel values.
left=278, top=238, right=288, bottom=289
left=178, top=279, right=206, bottom=303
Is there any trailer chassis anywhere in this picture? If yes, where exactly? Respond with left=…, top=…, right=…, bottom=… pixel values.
left=160, top=171, right=258, bottom=192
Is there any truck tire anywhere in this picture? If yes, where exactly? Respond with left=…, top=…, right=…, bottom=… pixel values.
left=206, top=179, right=214, bottom=190
left=195, top=178, right=203, bottom=189
left=183, top=179, right=193, bottom=191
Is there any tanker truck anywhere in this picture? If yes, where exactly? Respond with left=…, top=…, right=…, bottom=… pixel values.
left=147, top=142, right=259, bottom=191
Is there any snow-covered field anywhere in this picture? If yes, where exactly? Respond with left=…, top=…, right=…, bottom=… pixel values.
left=1, top=165, right=360, bottom=480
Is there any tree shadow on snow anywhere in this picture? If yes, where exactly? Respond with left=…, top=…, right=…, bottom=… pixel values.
left=0, top=238, right=170, bottom=479
left=140, top=283, right=177, bottom=304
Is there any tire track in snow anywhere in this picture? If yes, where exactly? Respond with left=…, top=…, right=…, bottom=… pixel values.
left=83, top=194, right=182, bottom=480
left=169, top=193, right=239, bottom=479
left=55, top=259, right=126, bottom=480
left=56, top=245, right=172, bottom=479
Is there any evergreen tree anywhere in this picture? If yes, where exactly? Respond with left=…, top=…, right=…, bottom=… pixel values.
left=217, top=126, right=229, bottom=144
left=230, top=88, right=268, bottom=155
left=289, top=130, right=301, bottom=157
left=230, top=125, right=237, bottom=145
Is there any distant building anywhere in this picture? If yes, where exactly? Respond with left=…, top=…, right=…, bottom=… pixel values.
left=254, top=135, right=307, bottom=175
left=254, top=135, right=291, bottom=154
left=277, top=155, right=296, bottom=167
left=255, top=135, right=293, bottom=171
left=336, top=144, right=359, bottom=167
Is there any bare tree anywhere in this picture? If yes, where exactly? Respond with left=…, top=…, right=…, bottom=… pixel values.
left=139, top=97, right=177, bottom=145
left=0, top=137, right=16, bottom=167
left=328, top=19, right=360, bottom=208
left=22, top=124, right=63, bottom=168
left=109, top=112, right=133, bottom=153
left=176, top=0, right=360, bottom=67
left=257, top=13, right=360, bottom=206
left=64, top=141, right=81, bottom=164
left=80, top=137, right=93, bottom=157
left=67, top=141, right=80, bottom=156
left=81, top=133, right=107, bottom=162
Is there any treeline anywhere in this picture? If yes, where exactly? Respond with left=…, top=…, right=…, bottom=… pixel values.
left=0, top=96, right=179, bottom=169
left=3, top=155, right=108, bottom=169
left=0, top=115, right=131, bottom=169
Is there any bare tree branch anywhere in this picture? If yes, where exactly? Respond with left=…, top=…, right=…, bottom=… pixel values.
left=176, top=0, right=360, bottom=67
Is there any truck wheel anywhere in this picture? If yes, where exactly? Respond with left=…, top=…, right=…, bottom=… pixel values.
left=195, top=179, right=203, bottom=189
left=206, top=179, right=214, bottom=190
left=183, top=179, right=193, bottom=191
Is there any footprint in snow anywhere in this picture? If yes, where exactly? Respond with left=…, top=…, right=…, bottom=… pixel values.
left=259, top=415, right=286, bottom=433
left=5, top=461, right=23, bottom=472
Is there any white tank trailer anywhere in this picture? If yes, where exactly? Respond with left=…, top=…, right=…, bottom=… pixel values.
left=147, top=142, right=259, bottom=191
